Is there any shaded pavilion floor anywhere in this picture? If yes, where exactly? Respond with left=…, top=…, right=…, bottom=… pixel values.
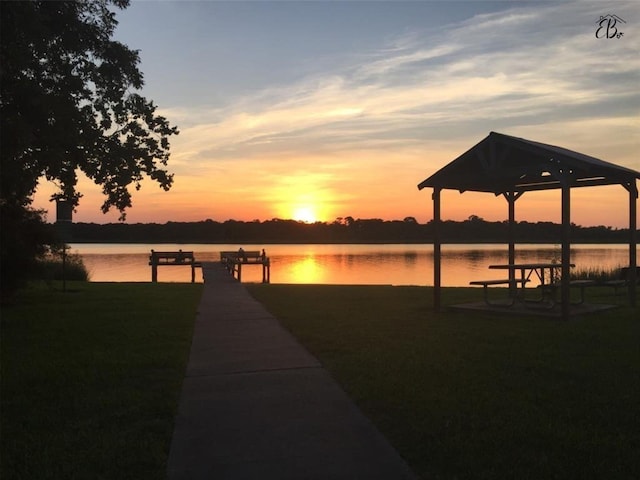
left=450, top=300, right=618, bottom=317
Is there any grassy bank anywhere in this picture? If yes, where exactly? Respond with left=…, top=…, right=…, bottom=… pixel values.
left=3, top=281, right=637, bottom=479
left=247, top=284, right=639, bottom=480
left=1, top=282, right=202, bottom=480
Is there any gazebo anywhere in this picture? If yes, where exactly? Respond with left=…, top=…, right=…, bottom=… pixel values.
left=417, top=131, right=639, bottom=320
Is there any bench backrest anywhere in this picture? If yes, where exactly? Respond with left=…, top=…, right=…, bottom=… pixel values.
left=220, top=251, right=262, bottom=259
left=150, top=251, right=195, bottom=262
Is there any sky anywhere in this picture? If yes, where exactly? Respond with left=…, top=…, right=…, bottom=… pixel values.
left=33, top=0, right=639, bottom=228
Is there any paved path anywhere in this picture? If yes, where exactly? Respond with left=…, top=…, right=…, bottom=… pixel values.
left=167, top=263, right=417, bottom=479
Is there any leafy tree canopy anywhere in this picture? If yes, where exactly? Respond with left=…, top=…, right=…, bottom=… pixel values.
left=0, top=0, right=179, bottom=219
left=0, top=0, right=178, bottom=297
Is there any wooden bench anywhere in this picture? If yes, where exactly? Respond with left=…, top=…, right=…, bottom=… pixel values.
left=538, top=279, right=596, bottom=305
left=220, top=250, right=264, bottom=265
left=149, top=250, right=198, bottom=282
left=220, top=250, right=270, bottom=283
left=469, top=278, right=529, bottom=306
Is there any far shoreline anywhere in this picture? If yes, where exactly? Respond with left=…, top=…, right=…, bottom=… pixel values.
left=64, top=240, right=635, bottom=245
left=51, top=218, right=636, bottom=245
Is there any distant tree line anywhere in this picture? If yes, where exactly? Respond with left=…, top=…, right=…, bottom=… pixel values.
left=56, top=216, right=634, bottom=244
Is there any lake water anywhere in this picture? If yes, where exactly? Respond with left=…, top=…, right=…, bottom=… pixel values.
left=68, top=243, right=632, bottom=287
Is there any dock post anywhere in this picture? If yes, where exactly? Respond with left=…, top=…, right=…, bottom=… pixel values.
left=237, top=263, right=242, bottom=282
left=151, top=250, right=158, bottom=282
left=191, top=264, right=195, bottom=283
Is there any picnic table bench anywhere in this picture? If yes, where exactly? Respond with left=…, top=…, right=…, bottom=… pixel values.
left=537, top=279, right=596, bottom=306
left=604, top=266, right=639, bottom=295
left=149, top=250, right=199, bottom=282
left=469, top=278, right=530, bottom=306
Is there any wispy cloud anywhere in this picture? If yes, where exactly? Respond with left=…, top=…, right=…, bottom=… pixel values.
left=168, top=0, right=637, bottom=179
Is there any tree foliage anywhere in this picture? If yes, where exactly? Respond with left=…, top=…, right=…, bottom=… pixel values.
left=0, top=0, right=178, bottom=296
left=0, top=204, right=55, bottom=297
left=0, top=0, right=178, bottom=216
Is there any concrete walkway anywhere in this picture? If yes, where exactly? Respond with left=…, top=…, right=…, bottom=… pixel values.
left=167, top=263, right=417, bottom=479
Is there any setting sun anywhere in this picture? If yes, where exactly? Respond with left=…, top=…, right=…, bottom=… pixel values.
left=292, top=206, right=317, bottom=223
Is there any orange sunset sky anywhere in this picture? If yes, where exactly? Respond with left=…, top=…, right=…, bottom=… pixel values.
left=33, top=1, right=639, bottom=229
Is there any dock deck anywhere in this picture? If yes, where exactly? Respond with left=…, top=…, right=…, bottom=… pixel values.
left=167, top=263, right=416, bottom=479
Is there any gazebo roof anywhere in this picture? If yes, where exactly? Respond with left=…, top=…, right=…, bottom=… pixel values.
left=417, top=131, right=640, bottom=194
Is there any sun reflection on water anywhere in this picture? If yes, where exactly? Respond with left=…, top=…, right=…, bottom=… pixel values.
left=287, top=256, right=324, bottom=284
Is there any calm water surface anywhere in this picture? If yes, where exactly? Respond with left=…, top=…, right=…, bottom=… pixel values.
left=69, top=243, right=631, bottom=287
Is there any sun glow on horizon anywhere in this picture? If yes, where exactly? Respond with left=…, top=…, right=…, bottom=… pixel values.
left=292, top=206, right=317, bottom=223
left=271, top=173, right=337, bottom=223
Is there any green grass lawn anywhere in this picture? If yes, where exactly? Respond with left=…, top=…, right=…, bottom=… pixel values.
left=247, top=284, right=640, bottom=480
left=1, top=282, right=202, bottom=480
left=3, top=281, right=637, bottom=479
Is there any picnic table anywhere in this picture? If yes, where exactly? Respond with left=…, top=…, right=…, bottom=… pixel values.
left=488, top=262, right=570, bottom=287
left=470, top=262, right=577, bottom=306
left=477, top=262, right=600, bottom=306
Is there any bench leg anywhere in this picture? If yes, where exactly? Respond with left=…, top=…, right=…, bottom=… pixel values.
left=544, top=287, right=556, bottom=306
left=572, top=286, right=587, bottom=305
left=482, top=286, right=515, bottom=307
left=541, top=285, right=589, bottom=307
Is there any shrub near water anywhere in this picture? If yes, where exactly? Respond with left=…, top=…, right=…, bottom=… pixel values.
left=34, top=252, right=90, bottom=282
left=570, top=265, right=622, bottom=283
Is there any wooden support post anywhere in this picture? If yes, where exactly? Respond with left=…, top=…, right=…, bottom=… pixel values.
left=561, top=182, right=571, bottom=320
left=150, top=249, right=158, bottom=282
left=62, top=245, right=67, bottom=293
left=237, top=262, right=242, bottom=282
left=628, top=181, right=637, bottom=306
left=503, top=191, right=523, bottom=297
left=191, top=264, right=195, bottom=283
left=433, top=188, right=442, bottom=312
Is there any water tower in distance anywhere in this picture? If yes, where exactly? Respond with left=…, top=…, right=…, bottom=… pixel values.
left=54, top=199, right=74, bottom=243
left=55, top=199, right=73, bottom=224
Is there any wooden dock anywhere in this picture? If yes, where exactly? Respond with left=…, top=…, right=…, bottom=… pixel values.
left=149, top=249, right=271, bottom=283
left=149, top=250, right=199, bottom=283
left=220, top=249, right=270, bottom=283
